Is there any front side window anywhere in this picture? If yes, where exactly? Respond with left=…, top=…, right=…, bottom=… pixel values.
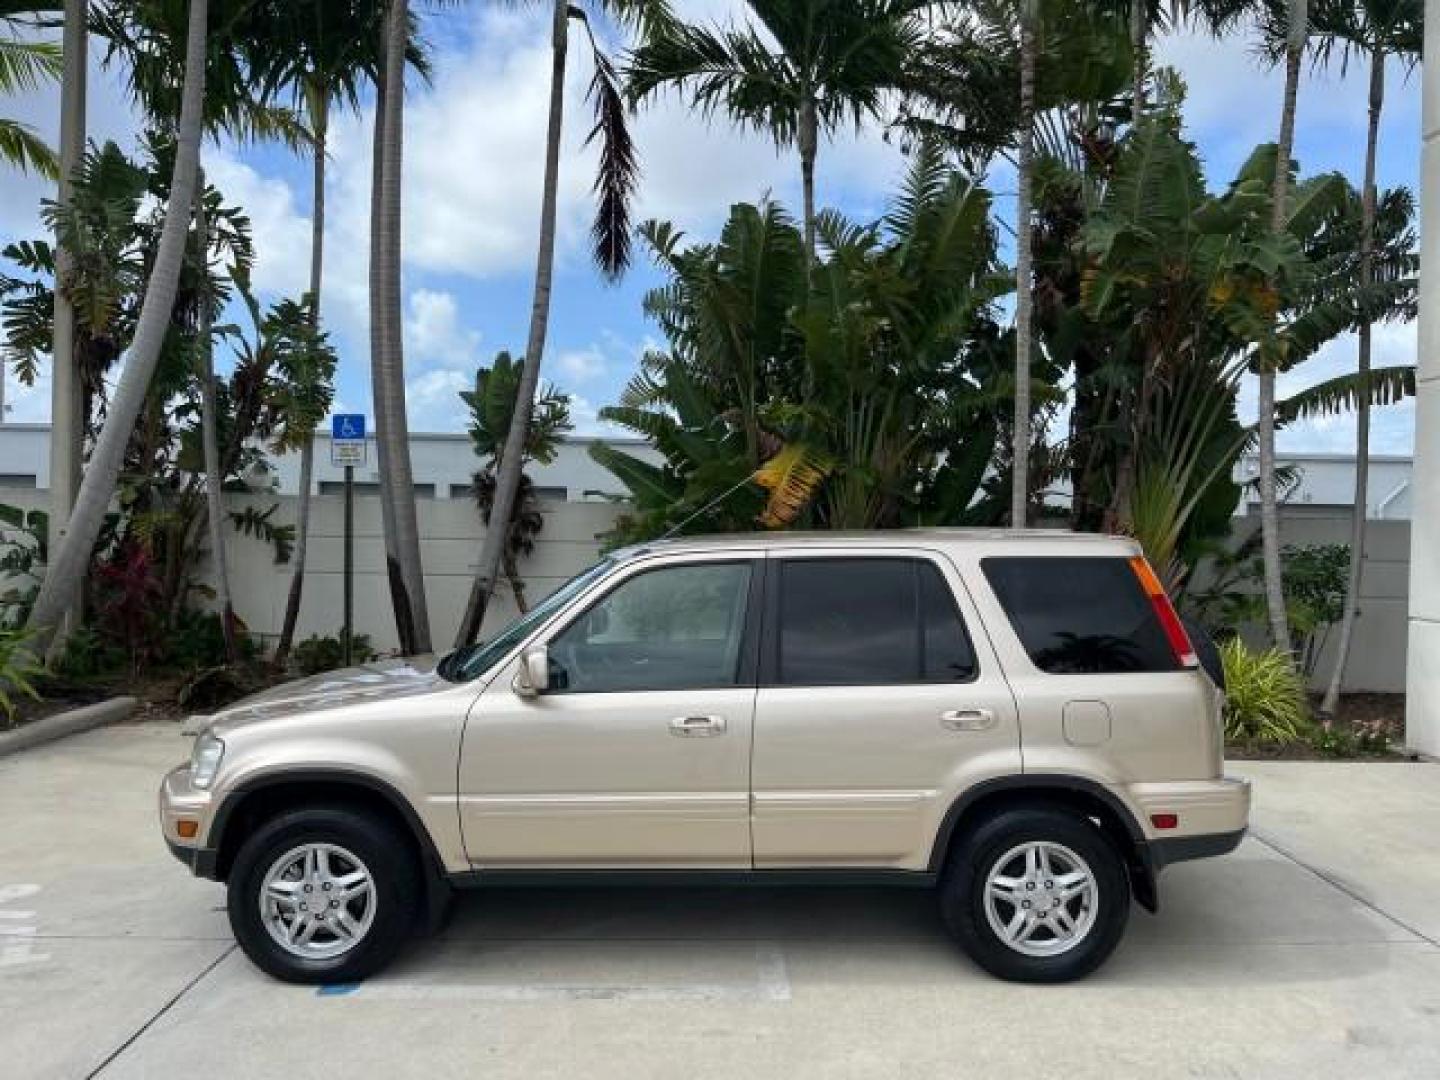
left=981, top=556, right=1180, bottom=674
left=548, top=562, right=753, bottom=693
left=775, top=557, right=977, bottom=687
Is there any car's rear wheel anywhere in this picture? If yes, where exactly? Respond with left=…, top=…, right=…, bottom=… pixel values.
left=939, top=806, right=1130, bottom=983
left=227, top=806, right=420, bottom=984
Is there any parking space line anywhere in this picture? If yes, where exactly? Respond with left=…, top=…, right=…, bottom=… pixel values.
left=84, top=945, right=237, bottom=1080
left=318, top=941, right=792, bottom=1003
left=1251, top=831, right=1439, bottom=948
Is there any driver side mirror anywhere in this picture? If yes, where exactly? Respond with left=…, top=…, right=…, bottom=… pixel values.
left=512, top=645, right=550, bottom=699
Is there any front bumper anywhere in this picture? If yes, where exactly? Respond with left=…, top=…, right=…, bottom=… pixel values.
left=159, top=764, right=219, bottom=878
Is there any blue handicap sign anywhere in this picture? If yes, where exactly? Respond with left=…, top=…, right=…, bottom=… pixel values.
left=332, top=414, right=366, bottom=441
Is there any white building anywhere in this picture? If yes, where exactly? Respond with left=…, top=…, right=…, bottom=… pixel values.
left=0, top=422, right=1412, bottom=521
left=0, top=422, right=662, bottom=502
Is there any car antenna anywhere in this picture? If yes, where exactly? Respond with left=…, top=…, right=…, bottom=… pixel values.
left=658, top=474, right=757, bottom=542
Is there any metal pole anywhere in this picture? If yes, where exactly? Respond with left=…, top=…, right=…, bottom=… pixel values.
left=343, top=464, right=354, bottom=667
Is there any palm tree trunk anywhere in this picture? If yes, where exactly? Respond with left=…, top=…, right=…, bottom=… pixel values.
left=1321, top=45, right=1383, bottom=715
left=194, top=169, right=238, bottom=663
left=799, top=96, right=818, bottom=267
left=455, top=0, right=568, bottom=648
left=372, top=0, right=431, bottom=654
left=44, top=0, right=87, bottom=658
left=367, top=73, right=412, bottom=654
left=1010, top=5, right=1037, bottom=529
left=275, top=90, right=328, bottom=666
left=1259, top=0, right=1305, bottom=658
left=1129, top=0, right=1145, bottom=126
left=504, top=548, right=530, bottom=615
left=25, top=0, right=208, bottom=658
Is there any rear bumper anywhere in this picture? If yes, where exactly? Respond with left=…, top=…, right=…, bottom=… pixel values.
left=1150, top=827, right=1246, bottom=871
left=1125, top=776, right=1251, bottom=843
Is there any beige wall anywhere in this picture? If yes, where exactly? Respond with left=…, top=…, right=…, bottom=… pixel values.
left=1223, top=513, right=1411, bottom=695
left=0, top=489, right=626, bottom=654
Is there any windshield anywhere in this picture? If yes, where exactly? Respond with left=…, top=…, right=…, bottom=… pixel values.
left=438, top=559, right=614, bottom=683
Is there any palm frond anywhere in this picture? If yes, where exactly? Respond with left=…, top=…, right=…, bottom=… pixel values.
left=0, top=117, right=57, bottom=178
left=752, top=442, right=833, bottom=529
left=583, top=46, right=638, bottom=280
left=0, top=35, right=60, bottom=94
left=1277, top=364, right=1416, bottom=424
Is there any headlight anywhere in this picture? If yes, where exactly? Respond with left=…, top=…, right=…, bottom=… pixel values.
left=190, top=731, right=225, bottom=790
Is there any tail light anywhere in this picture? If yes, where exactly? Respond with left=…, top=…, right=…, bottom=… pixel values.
left=1128, top=556, right=1198, bottom=670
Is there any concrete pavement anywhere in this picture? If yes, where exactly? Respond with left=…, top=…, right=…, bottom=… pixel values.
left=2, top=723, right=1438, bottom=1079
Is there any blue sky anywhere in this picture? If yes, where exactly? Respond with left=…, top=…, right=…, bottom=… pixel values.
left=0, top=1, right=1423, bottom=456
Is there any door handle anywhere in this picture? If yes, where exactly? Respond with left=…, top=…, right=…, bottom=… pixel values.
left=669, top=714, right=727, bottom=737
left=941, top=708, right=997, bottom=732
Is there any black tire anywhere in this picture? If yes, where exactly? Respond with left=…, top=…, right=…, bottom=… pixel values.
left=227, top=805, right=421, bottom=984
left=939, top=805, right=1130, bottom=983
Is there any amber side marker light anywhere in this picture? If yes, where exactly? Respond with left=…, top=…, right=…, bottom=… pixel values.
left=1128, top=555, right=1199, bottom=669
left=176, top=819, right=199, bottom=839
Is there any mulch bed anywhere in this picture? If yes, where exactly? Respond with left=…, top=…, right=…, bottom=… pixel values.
left=1227, top=693, right=1423, bottom=762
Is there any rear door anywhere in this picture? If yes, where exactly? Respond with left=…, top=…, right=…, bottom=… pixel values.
left=972, top=553, right=1219, bottom=782
left=750, top=549, right=1021, bottom=870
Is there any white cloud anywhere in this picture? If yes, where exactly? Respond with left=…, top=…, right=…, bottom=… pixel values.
left=404, top=288, right=482, bottom=368
left=568, top=393, right=628, bottom=438
left=204, top=150, right=313, bottom=300
left=554, top=346, right=607, bottom=383
left=404, top=367, right=470, bottom=431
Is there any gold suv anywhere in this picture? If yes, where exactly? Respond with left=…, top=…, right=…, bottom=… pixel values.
left=160, top=530, right=1250, bottom=984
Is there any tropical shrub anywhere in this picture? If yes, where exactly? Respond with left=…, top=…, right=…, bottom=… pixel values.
left=0, top=503, right=47, bottom=627
left=293, top=631, right=376, bottom=676
left=0, top=627, right=43, bottom=726
left=1219, top=638, right=1308, bottom=744
left=51, top=625, right=126, bottom=681
left=592, top=145, right=1021, bottom=542
left=167, top=609, right=260, bottom=671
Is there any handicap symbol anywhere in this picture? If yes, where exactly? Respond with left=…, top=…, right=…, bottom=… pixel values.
left=337, top=417, right=362, bottom=439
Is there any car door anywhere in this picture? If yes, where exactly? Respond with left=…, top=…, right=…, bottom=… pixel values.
left=459, top=553, right=762, bottom=868
left=750, top=549, right=1021, bottom=871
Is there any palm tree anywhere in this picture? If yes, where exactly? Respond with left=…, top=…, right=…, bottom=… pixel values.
left=453, top=0, right=658, bottom=648
left=1011, top=0, right=1037, bottom=527
left=626, top=0, right=924, bottom=265
left=24, top=0, right=207, bottom=657
left=1312, top=0, right=1422, bottom=715
left=45, top=0, right=87, bottom=657
left=460, top=352, right=573, bottom=613
left=0, top=3, right=61, bottom=176
left=246, top=0, right=419, bottom=665
left=371, top=0, right=431, bottom=654
left=1191, top=0, right=1306, bottom=654
left=192, top=170, right=238, bottom=661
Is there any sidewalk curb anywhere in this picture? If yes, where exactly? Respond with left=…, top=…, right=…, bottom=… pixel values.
left=0, top=696, right=138, bottom=759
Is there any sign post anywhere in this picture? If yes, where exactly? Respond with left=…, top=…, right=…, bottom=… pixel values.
left=331, top=415, right=368, bottom=666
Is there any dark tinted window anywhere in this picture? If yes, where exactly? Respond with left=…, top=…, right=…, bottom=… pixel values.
left=919, top=562, right=977, bottom=682
left=549, top=562, right=752, bottom=692
left=777, top=558, right=976, bottom=686
left=981, top=557, right=1178, bottom=674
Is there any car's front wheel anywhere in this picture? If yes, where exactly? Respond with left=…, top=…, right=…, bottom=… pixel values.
left=227, top=806, right=420, bottom=984
left=939, top=806, right=1130, bottom=983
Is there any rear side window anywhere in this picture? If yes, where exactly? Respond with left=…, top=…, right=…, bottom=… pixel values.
left=775, top=558, right=977, bottom=686
left=981, top=556, right=1180, bottom=674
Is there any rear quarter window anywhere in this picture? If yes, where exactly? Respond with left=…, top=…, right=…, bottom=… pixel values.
left=981, top=556, right=1180, bottom=674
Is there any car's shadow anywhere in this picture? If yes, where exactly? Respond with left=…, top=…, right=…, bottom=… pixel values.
left=369, top=845, right=1410, bottom=990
